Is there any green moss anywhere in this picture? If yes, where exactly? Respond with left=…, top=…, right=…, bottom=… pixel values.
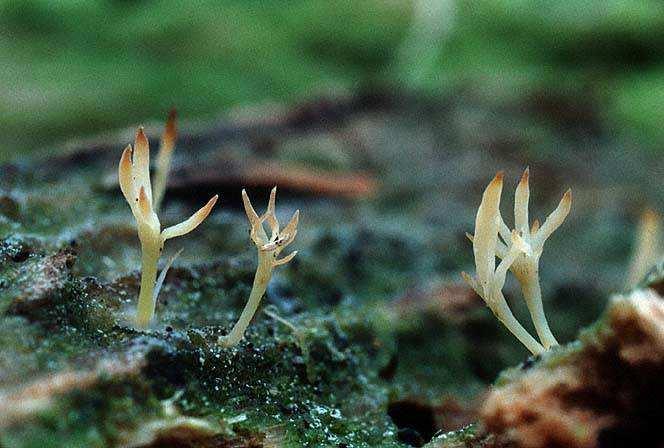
left=0, top=244, right=403, bottom=446
left=424, top=424, right=495, bottom=448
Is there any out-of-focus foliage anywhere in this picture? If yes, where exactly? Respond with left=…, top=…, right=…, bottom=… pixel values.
left=2, top=0, right=664, bottom=160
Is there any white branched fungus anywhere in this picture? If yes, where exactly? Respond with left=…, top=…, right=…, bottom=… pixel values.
left=505, top=168, right=571, bottom=348
left=626, top=208, right=662, bottom=289
left=219, top=187, right=299, bottom=347
left=463, top=169, right=571, bottom=353
left=119, top=120, right=218, bottom=328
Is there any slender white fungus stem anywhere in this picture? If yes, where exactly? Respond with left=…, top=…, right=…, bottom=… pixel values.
left=462, top=172, right=544, bottom=355
left=463, top=168, right=571, bottom=353
left=153, top=109, right=177, bottom=212
left=625, top=209, right=662, bottom=289
left=219, top=187, right=299, bottom=347
left=119, top=115, right=218, bottom=328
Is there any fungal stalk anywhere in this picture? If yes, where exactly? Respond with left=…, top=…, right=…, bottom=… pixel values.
left=219, top=187, right=299, bottom=347
left=499, top=168, right=571, bottom=348
left=626, top=208, right=662, bottom=289
left=119, top=118, right=218, bottom=328
left=463, top=169, right=571, bottom=353
left=461, top=173, right=544, bottom=354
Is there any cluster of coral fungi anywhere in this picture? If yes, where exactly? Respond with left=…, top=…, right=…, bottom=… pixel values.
left=117, top=114, right=663, bottom=366
left=119, top=113, right=298, bottom=345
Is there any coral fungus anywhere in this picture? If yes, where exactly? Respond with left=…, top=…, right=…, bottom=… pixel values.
left=119, top=117, right=217, bottom=328
left=219, top=187, right=299, bottom=347
left=152, top=109, right=177, bottom=212
left=626, top=208, right=662, bottom=289
left=463, top=169, right=571, bottom=353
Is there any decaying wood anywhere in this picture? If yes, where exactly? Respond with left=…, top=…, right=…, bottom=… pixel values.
left=481, top=288, right=664, bottom=448
left=0, top=357, right=143, bottom=428
left=167, top=159, right=378, bottom=200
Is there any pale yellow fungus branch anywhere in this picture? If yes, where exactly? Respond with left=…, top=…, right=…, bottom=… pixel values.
left=473, top=171, right=504, bottom=292
left=153, top=109, right=177, bottom=212
left=509, top=170, right=570, bottom=349
left=219, top=187, right=299, bottom=347
left=514, top=168, right=530, bottom=235
left=626, top=208, right=662, bottom=289
left=118, top=120, right=218, bottom=329
left=531, top=189, right=572, bottom=251
left=464, top=169, right=572, bottom=352
left=531, top=218, right=540, bottom=234
left=462, top=172, right=544, bottom=355
left=161, top=196, right=218, bottom=241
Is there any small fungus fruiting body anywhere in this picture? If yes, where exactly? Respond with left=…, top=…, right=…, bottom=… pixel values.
left=219, top=187, right=299, bottom=347
left=119, top=116, right=217, bottom=328
left=463, top=169, right=571, bottom=354
left=626, top=208, right=662, bottom=289
left=152, top=109, right=177, bottom=212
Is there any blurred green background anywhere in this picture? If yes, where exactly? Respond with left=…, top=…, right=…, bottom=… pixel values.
left=1, top=0, right=664, bottom=160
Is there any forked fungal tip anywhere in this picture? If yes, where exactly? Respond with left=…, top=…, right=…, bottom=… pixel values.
left=165, top=108, right=177, bottom=128
left=531, top=219, right=540, bottom=233
left=642, top=208, right=660, bottom=224
left=121, top=145, right=133, bottom=162
left=512, top=231, right=531, bottom=255
left=138, top=186, right=151, bottom=215
left=266, top=187, right=277, bottom=213
left=136, top=126, right=148, bottom=145
left=483, top=172, right=504, bottom=197
left=202, top=195, right=219, bottom=213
